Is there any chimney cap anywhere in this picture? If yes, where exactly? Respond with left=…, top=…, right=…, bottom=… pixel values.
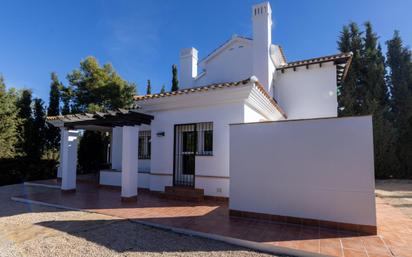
left=180, top=47, right=198, bottom=58
left=252, top=1, right=272, bottom=16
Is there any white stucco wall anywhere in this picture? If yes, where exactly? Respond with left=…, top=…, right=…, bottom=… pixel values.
left=243, top=103, right=267, bottom=122
left=100, top=170, right=150, bottom=189
left=149, top=102, right=244, bottom=197
left=274, top=62, right=338, bottom=120
left=194, top=40, right=253, bottom=87
left=229, top=116, right=376, bottom=226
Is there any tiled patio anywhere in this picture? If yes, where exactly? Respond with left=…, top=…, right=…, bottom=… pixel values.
left=14, top=180, right=412, bottom=257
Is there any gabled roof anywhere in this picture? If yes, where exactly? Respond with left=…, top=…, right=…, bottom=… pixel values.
left=199, top=35, right=252, bottom=64
left=133, top=77, right=287, bottom=118
left=198, top=35, right=287, bottom=65
left=277, top=52, right=353, bottom=85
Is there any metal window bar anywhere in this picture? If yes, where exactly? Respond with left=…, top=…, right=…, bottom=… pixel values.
left=138, top=130, right=151, bottom=159
left=173, top=122, right=213, bottom=187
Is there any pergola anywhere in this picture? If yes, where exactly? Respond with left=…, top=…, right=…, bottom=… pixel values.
left=47, top=109, right=154, bottom=201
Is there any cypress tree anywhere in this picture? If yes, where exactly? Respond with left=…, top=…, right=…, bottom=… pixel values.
left=0, top=75, right=20, bottom=158
left=362, top=22, right=398, bottom=178
left=362, top=22, right=388, bottom=111
left=171, top=64, right=179, bottom=91
left=46, top=72, right=61, bottom=150
left=61, top=86, right=72, bottom=115
left=386, top=31, right=412, bottom=178
left=16, top=89, right=33, bottom=157
left=32, top=98, right=47, bottom=159
left=337, top=25, right=357, bottom=116
left=146, top=79, right=152, bottom=95
left=160, top=84, right=166, bottom=93
left=349, top=22, right=364, bottom=115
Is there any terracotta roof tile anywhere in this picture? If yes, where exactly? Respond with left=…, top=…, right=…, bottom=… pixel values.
left=277, top=52, right=353, bottom=84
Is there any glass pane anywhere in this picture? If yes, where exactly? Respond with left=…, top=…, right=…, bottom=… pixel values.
left=204, top=130, right=213, bottom=152
left=182, top=155, right=195, bottom=175
left=138, top=136, right=144, bottom=158
left=183, top=131, right=196, bottom=152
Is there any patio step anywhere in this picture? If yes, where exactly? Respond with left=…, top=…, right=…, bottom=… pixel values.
left=163, top=186, right=204, bottom=202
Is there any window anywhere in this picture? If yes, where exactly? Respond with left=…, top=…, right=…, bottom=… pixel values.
left=203, top=130, right=213, bottom=152
left=138, top=130, right=151, bottom=159
left=196, top=122, right=213, bottom=156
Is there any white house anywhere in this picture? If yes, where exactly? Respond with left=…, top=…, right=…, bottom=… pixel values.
left=48, top=2, right=377, bottom=233
left=117, top=1, right=351, bottom=198
left=51, top=1, right=352, bottom=199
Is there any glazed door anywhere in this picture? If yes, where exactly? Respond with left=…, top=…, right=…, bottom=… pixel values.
left=173, top=124, right=196, bottom=187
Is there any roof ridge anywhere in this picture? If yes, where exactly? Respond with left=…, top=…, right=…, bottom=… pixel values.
left=133, top=78, right=252, bottom=100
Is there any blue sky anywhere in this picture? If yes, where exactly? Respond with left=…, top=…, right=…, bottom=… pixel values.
left=1, top=0, right=411, bottom=103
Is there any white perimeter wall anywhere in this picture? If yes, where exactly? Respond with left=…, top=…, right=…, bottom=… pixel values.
left=229, top=116, right=376, bottom=226
left=274, top=63, right=338, bottom=120
left=150, top=102, right=243, bottom=196
left=100, top=170, right=150, bottom=189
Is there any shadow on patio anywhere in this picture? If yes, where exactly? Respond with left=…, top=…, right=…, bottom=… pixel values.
left=13, top=180, right=411, bottom=256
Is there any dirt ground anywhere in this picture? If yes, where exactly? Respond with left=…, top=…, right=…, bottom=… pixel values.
left=0, top=184, right=282, bottom=257
left=375, top=179, right=412, bottom=218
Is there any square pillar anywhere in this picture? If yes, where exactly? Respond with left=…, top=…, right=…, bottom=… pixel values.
left=121, top=125, right=139, bottom=201
left=111, top=126, right=123, bottom=170
left=61, top=128, right=80, bottom=192
left=57, top=133, right=64, bottom=178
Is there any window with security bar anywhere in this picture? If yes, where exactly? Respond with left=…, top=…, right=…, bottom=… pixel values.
left=196, top=122, right=213, bottom=156
left=138, top=130, right=151, bottom=159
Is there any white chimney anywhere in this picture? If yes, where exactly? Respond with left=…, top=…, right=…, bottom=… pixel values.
left=252, top=2, right=273, bottom=93
left=179, top=47, right=198, bottom=89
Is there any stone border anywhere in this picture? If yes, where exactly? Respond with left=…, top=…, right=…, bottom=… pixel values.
left=11, top=196, right=328, bottom=257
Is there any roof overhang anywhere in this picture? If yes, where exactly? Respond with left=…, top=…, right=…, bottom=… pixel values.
left=133, top=78, right=286, bottom=119
left=46, top=108, right=154, bottom=130
left=276, top=52, right=353, bottom=85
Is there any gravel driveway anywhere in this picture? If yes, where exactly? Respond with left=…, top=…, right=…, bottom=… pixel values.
left=376, top=179, right=412, bottom=218
left=0, top=184, right=281, bottom=257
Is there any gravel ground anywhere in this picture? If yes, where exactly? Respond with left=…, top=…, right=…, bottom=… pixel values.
left=0, top=184, right=282, bottom=257
left=376, top=179, right=412, bottom=218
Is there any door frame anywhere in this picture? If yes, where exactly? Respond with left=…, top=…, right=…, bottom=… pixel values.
left=173, top=123, right=197, bottom=187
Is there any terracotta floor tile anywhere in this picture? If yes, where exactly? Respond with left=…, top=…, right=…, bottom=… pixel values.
left=295, top=239, right=320, bottom=253
left=320, top=245, right=343, bottom=257
left=341, top=237, right=365, bottom=251
left=342, top=248, right=368, bottom=257
left=390, top=246, right=412, bottom=257
left=14, top=180, right=412, bottom=257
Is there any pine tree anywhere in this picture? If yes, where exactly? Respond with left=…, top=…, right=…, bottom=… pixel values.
left=160, top=84, right=166, bottom=93
left=16, top=89, right=33, bottom=157
left=46, top=72, right=61, bottom=150
left=0, top=75, right=21, bottom=158
left=32, top=98, right=46, bottom=159
left=146, top=79, right=151, bottom=95
left=386, top=31, right=412, bottom=178
left=171, top=64, right=179, bottom=91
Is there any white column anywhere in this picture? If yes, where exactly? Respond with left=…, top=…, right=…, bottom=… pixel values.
left=61, top=128, right=80, bottom=191
left=121, top=125, right=139, bottom=200
left=57, top=132, right=64, bottom=178
left=111, top=126, right=123, bottom=170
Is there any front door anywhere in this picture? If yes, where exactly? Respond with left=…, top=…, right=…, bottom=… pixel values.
left=173, top=124, right=196, bottom=187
